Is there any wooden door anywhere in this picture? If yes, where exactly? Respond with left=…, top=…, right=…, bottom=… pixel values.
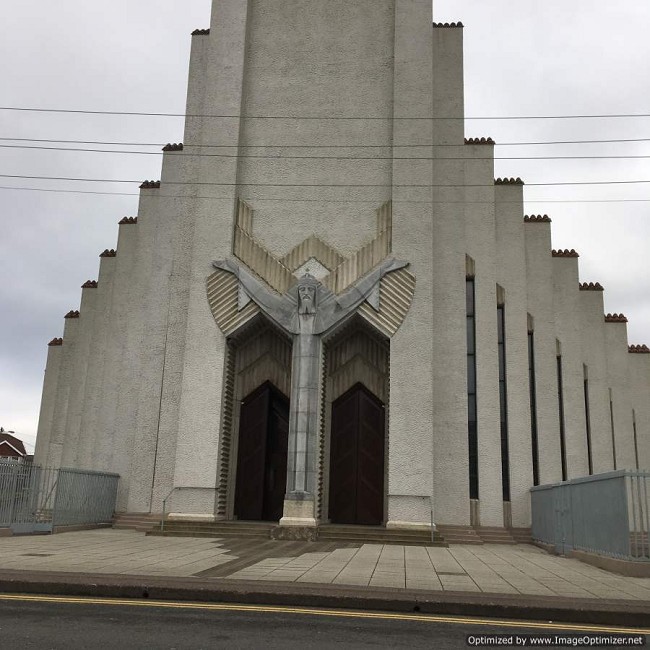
left=329, top=383, right=385, bottom=525
left=234, top=383, right=289, bottom=522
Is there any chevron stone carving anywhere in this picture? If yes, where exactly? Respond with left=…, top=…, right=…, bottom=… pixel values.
left=209, top=199, right=415, bottom=338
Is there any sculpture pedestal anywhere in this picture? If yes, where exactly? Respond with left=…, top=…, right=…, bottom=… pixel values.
left=279, top=494, right=317, bottom=527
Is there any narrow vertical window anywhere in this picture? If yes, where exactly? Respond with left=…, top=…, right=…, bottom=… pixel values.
left=466, top=277, right=479, bottom=499
left=632, top=409, right=640, bottom=471
left=583, top=365, right=593, bottom=475
left=609, top=388, right=617, bottom=470
left=556, top=346, right=568, bottom=481
left=528, top=327, right=540, bottom=486
left=497, top=302, right=510, bottom=501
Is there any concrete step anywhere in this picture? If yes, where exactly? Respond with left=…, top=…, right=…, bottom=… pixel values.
left=436, top=525, right=484, bottom=545
left=474, top=526, right=518, bottom=545
left=318, top=525, right=448, bottom=547
left=112, top=513, right=161, bottom=532
left=148, top=521, right=274, bottom=539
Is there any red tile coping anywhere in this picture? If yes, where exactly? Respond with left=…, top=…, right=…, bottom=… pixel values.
left=118, top=217, right=137, bottom=225
left=579, top=282, right=604, bottom=291
left=524, top=215, right=551, bottom=223
left=162, top=143, right=183, bottom=152
left=192, top=28, right=210, bottom=36
left=433, top=22, right=463, bottom=28
left=81, top=280, right=98, bottom=289
left=605, top=313, right=628, bottom=323
left=100, top=249, right=117, bottom=258
left=495, top=177, right=524, bottom=185
left=465, top=137, right=494, bottom=145
left=552, top=249, right=579, bottom=258
left=139, top=180, right=160, bottom=189
left=48, top=338, right=63, bottom=347
left=64, top=310, right=80, bottom=319
left=629, top=344, right=650, bottom=353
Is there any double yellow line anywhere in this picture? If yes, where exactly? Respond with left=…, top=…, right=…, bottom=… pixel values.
left=0, top=593, right=647, bottom=635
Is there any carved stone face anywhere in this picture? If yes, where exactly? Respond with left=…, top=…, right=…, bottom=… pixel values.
left=298, top=283, right=317, bottom=314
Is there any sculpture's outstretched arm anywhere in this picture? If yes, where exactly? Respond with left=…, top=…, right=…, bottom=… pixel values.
left=213, top=258, right=295, bottom=330
left=335, top=257, right=408, bottom=311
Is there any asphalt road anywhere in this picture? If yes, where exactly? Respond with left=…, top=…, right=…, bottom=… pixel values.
left=0, top=595, right=646, bottom=649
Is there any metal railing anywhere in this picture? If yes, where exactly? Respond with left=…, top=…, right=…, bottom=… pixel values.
left=1, top=459, right=118, bottom=534
left=160, top=487, right=220, bottom=533
left=531, top=470, right=649, bottom=561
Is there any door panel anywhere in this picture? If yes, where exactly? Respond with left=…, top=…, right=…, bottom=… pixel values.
left=329, top=384, right=385, bottom=525
left=234, top=383, right=289, bottom=522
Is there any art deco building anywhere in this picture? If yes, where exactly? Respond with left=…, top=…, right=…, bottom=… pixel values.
left=34, top=0, right=650, bottom=539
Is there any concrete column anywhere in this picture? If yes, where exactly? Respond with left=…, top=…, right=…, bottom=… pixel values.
left=76, top=252, right=117, bottom=470
left=150, top=31, right=210, bottom=514
left=430, top=24, right=471, bottom=527
left=33, top=340, right=63, bottom=467
left=577, top=286, right=614, bottom=473
left=605, top=318, right=636, bottom=470
left=47, top=313, right=80, bottom=468
left=61, top=282, right=98, bottom=468
left=386, top=0, right=435, bottom=530
left=628, top=350, right=650, bottom=470
left=552, top=253, right=589, bottom=479
left=172, top=0, right=253, bottom=517
left=495, top=184, right=533, bottom=528
left=524, top=220, right=562, bottom=485
left=92, top=220, right=139, bottom=507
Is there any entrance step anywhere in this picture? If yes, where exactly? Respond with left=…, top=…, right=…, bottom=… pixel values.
left=113, top=512, right=161, bottom=533
left=435, top=525, right=484, bottom=545
left=474, top=526, right=518, bottom=544
left=318, top=524, right=448, bottom=547
left=147, top=521, right=274, bottom=539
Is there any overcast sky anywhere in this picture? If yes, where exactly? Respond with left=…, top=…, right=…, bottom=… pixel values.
left=1, top=1, right=649, bottom=454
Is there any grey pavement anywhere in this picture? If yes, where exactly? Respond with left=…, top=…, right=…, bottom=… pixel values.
left=1, top=529, right=650, bottom=602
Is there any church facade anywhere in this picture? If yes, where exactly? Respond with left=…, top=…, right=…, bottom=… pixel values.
left=34, top=0, right=650, bottom=534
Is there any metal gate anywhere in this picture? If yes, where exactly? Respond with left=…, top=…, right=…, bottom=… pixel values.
left=0, top=460, right=118, bottom=534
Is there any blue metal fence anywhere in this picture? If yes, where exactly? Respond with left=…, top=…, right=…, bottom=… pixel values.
left=0, top=460, right=119, bottom=534
left=531, top=470, right=649, bottom=561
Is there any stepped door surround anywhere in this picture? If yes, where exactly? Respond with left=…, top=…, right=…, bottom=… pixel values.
left=329, top=383, right=385, bottom=526
left=234, top=382, right=289, bottom=522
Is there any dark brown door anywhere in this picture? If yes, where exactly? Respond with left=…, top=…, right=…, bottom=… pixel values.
left=329, top=383, right=385, bottom=525
left=234, top=383, right=289, bottom=522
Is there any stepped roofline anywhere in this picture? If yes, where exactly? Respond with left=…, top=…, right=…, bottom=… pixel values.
left=579, top=282, right=604, bottom=291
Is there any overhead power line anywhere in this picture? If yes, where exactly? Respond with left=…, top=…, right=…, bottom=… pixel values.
left=2, top=136, right=650, bottom=148
left=2, top=173, right=650, bottom=187
left=2, top=143, right=650, bottom=161
left=1, top=106, right=650, bottom=120
left=2, top=185, right=650, bottom=204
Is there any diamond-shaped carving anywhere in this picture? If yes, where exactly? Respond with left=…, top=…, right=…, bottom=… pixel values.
left=293, top=257, right=331, bottom=281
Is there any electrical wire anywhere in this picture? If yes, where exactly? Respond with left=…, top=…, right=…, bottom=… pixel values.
left=2, top=106, right=650, bottom=120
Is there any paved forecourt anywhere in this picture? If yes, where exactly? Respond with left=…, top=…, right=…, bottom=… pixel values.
left=1, top=529, right=650, bottom=602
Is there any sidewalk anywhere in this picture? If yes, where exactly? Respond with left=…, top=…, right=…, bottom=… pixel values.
left=1, top=529, right=649, bottom=627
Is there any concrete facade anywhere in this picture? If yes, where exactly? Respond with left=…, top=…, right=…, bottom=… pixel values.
left=34, top=0, right=650, bottom=531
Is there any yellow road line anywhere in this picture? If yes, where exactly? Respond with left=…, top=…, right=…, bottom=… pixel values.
left=0, top=593, right=648, bottom=634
